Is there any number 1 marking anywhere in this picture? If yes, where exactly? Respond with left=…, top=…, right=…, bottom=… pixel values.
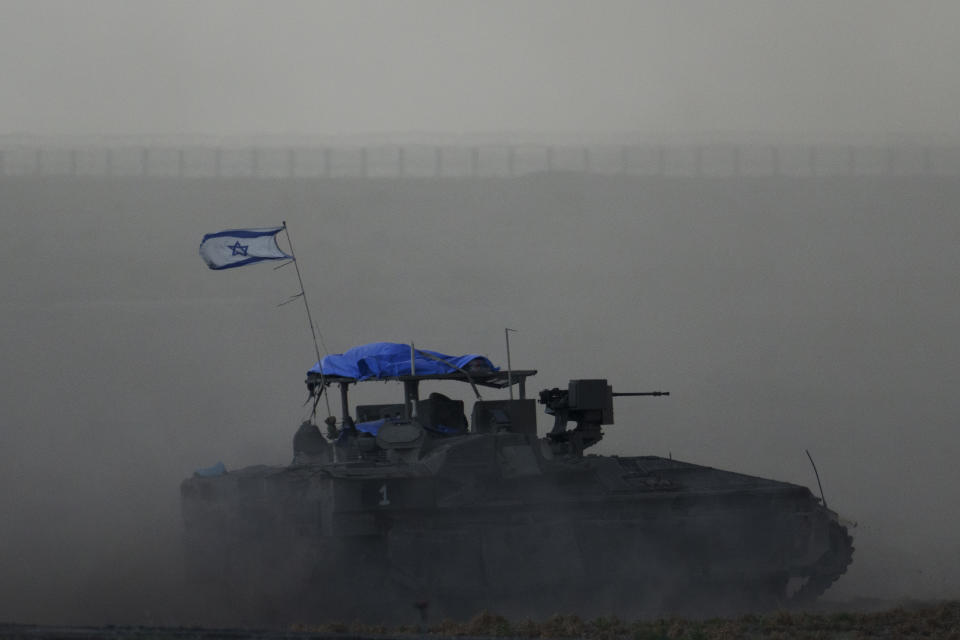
left=378, top=483, right=390, bottom=506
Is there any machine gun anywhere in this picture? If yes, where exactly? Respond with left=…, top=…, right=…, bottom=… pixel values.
left=538, top=379, right=669, bottom=455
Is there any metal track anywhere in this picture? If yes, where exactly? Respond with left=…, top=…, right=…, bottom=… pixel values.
left=790, top=520, right=856, bottom=605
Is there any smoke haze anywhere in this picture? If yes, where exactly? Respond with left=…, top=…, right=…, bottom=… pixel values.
left=2, top=0, right=960, bottom=137
left=1, top=0, right=960, bottom=627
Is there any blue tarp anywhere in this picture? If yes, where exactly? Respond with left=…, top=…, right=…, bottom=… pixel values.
left=355, top=418, right=386, bottom=436
left=309, top=342, right=497, bottom=380
left=351, top=417, right=460, bottom=436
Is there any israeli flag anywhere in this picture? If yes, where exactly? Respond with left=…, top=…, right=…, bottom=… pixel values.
left=199, top=227, right=292, bottom=270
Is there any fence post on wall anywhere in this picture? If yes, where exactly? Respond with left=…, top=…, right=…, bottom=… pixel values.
left=24, top=141, right=960, bottom=181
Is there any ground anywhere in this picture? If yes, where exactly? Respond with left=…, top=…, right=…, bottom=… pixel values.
left=3, top=601, right=960, bottom=639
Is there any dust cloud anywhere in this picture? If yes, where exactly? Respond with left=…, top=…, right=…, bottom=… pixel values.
left=1, top=174, right=959, bottom=624
left=2, top=0, right=960, bottom=627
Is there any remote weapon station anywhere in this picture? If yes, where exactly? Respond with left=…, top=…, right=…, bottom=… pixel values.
left=181, top=342, right=853, bottom=622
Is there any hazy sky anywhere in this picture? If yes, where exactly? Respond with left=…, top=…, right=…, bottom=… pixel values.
left=3, top=0, right=960, bottom=137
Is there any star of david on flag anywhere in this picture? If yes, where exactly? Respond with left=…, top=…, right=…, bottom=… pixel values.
left=198, top=227, right=292, bottom=270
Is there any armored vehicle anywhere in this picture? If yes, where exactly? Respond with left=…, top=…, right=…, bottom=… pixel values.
left=181, top=342, right=853, bottom=623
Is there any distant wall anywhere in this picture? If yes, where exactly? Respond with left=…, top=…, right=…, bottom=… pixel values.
left=3, top=144, right=960, bottom=178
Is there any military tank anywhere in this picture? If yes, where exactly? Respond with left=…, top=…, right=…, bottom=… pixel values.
left=181, top=342, right=853, bottom=623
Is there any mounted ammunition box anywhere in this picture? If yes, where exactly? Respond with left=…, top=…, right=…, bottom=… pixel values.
left=471, top=399, right=537, bottom=435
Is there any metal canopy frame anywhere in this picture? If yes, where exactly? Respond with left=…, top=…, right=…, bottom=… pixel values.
left=306, top=369, right=537, bottom=389
left=306, top=369, right=539, bottom=423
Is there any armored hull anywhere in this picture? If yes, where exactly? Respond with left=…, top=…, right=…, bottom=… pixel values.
left=181, top=344, right=852, bottom=622
left=182, top=440, right=852, bottom=622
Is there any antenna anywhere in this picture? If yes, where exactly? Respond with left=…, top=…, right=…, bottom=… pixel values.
left=805, top=449, right=827, bottom=509
left=505, top=328, right=517, bottom=400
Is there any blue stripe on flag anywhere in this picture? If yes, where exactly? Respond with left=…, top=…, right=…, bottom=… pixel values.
left=201, top=227, right=284, bottom=241
left=205, top=255, right=285, bottom=270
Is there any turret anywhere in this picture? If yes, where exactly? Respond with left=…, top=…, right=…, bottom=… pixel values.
left=539, top=379, right=669, bottom=455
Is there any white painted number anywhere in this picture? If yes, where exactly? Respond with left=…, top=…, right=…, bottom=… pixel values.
left=378, top=483, right=390, bottom=506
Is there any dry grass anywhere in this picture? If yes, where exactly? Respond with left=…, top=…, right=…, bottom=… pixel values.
left=291, top=601, right=960, bottom=639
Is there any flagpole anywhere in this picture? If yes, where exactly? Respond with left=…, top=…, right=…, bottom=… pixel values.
left=505, top=328, right=516, bottom=401
left=282, top=220, right=330, bottom=418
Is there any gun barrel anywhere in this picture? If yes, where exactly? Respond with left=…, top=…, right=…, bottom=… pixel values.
left=612, top=391, right=670, bottom=397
